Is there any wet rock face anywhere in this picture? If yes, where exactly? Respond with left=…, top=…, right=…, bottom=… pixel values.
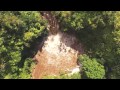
left=40, top=11, right=59, bottom=35
left=32, top=31, right=84, bottom=79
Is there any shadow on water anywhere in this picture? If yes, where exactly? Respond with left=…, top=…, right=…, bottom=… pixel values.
left=18, top=31, right=48, bottom=68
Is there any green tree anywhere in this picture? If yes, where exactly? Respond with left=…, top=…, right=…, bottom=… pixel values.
left=78, top=54, right=105, bottom=79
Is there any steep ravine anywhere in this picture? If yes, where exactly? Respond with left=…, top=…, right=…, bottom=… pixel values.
left=32, top=11, right=84, bottom=79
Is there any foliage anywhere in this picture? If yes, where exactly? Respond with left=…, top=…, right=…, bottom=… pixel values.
left=18, top=58, right=35, bottom=79
left=108, top=12, right=120, bottom=79
left=0, top=11, right=46, bottom=79
left=42, top=72, right=81, bottom=79
left=78, top=54, right=105, bottom=79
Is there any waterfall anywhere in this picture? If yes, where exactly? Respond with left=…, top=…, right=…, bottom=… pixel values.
left=32, top=11, right=84, bottom=79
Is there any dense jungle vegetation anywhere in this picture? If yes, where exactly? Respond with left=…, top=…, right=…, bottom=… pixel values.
left=0, top=11, right=120, bottom=79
